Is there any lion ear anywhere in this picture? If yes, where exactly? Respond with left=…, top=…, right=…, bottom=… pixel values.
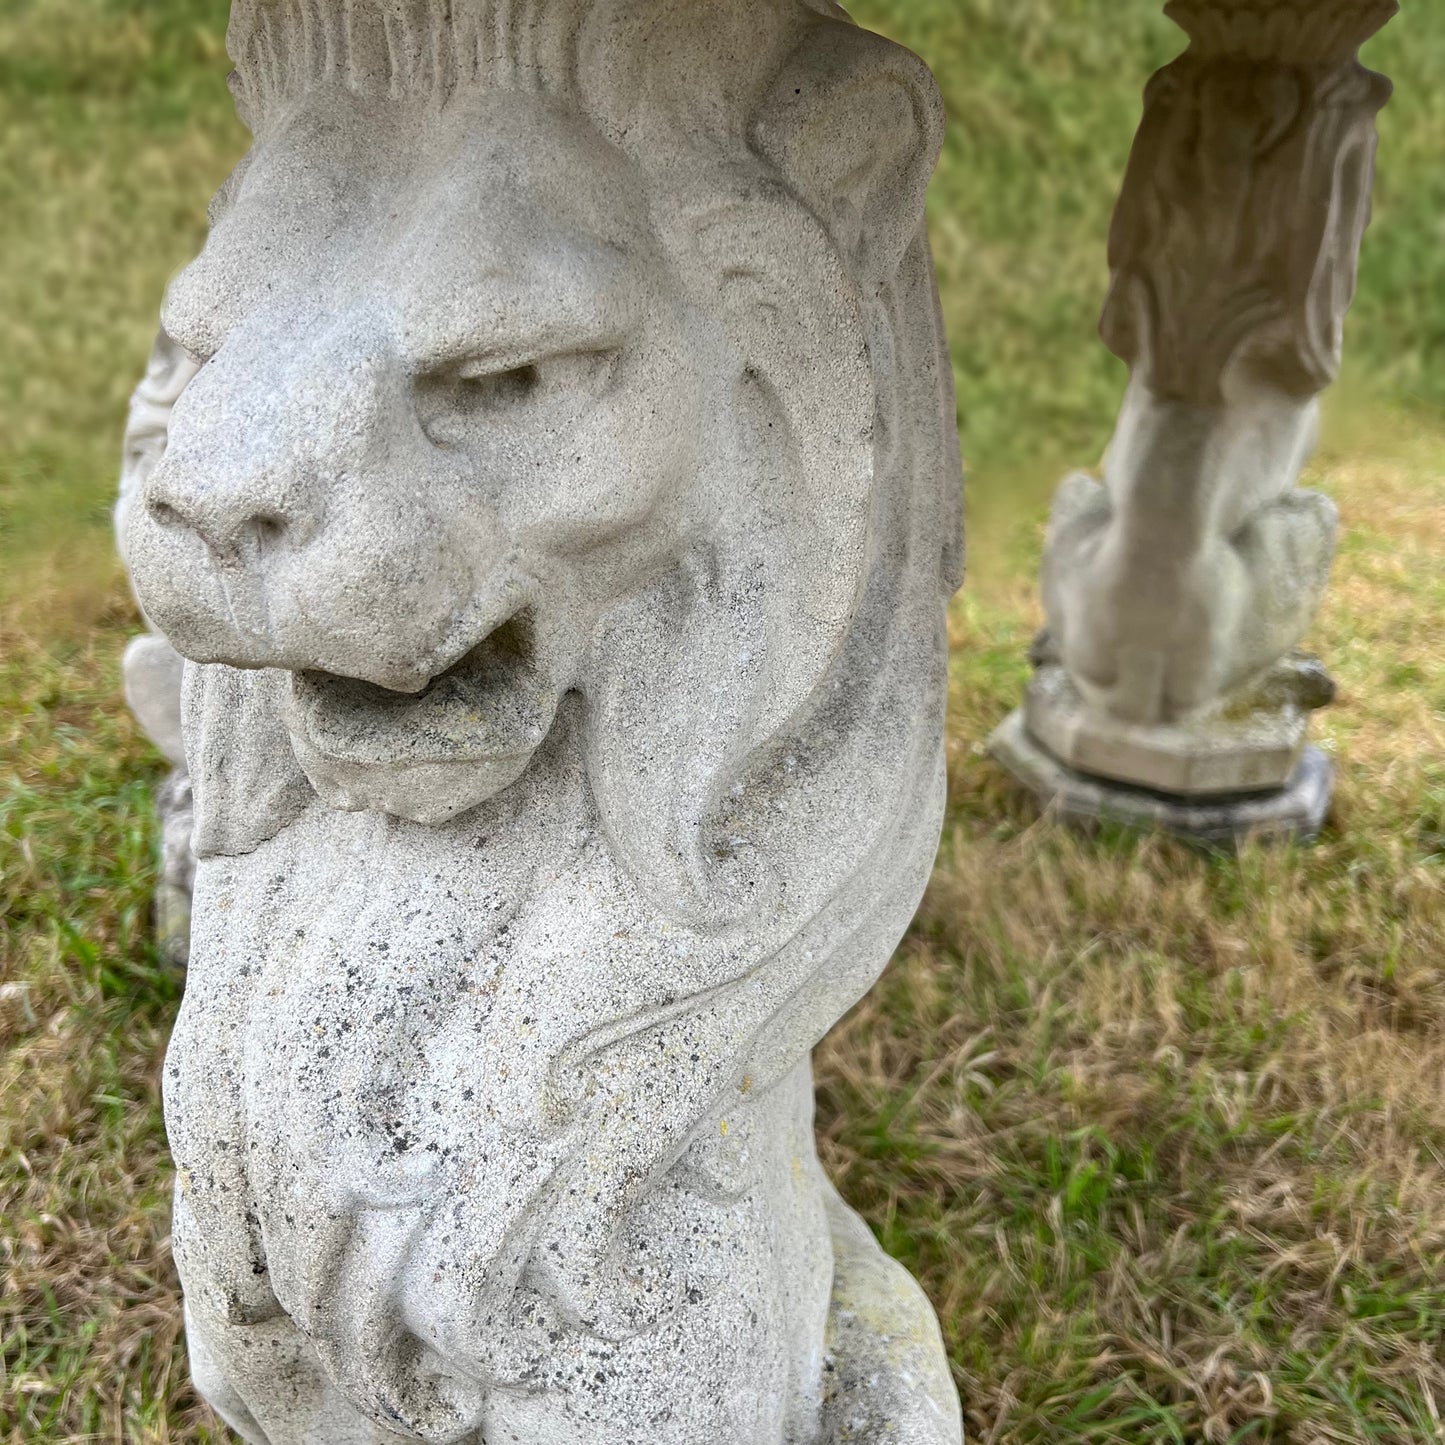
left=752, top=20, right=945, bottom=291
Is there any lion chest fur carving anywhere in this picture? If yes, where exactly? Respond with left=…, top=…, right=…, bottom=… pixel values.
left=122, top=2, right=964, bottom=1441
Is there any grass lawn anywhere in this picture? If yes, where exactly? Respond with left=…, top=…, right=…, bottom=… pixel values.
left=2, top=1, right=1444, bottom=1441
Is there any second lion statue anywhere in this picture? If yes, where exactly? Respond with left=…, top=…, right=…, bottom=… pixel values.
left=122, top=0, right=965, bottom=1440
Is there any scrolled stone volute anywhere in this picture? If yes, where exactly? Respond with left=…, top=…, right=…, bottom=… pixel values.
left=1100, top=40, right=1391, bottom=404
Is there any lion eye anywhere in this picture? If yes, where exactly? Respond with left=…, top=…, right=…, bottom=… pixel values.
left=418, top=349, right=619, bottom=446
left=454, top=362, right=543, bottom=413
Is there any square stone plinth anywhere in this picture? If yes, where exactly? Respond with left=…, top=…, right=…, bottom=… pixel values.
left=990, top=709, right=1333, bottom=848
left=1024, top=664, right=1314, bottom=797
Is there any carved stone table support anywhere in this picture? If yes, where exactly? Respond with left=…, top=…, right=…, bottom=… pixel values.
left=993, top=0, right=1396, bottom=845
left=119, top=1, right=965, bottom=1440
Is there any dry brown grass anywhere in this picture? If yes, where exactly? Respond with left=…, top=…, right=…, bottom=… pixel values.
left=814, top=425, right=1445, bottom=1444
left=5, top=430, right=1442, bottom=1443
left=1, top=582, right=227, bottom=1444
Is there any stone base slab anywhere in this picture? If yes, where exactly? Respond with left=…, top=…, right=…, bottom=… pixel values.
left=989, top=710, right=1333, bottom=847
left=1025, top=662, right=1316, bottom=797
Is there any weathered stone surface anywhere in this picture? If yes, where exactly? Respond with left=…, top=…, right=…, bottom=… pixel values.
left=122, top=632, right=188, bottom=770
left=152, top=767, right=196, bottom=971
left=119, top=2, right=965, bottom=1440
left=1165, top=0, right=1398, bottom=65
left=1042, top=28, right=1388, bottom=731
left=991, top=710, right=1334, bottom=848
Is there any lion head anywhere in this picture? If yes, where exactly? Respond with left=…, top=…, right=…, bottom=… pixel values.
left=123, top=0, right=960, bottom=931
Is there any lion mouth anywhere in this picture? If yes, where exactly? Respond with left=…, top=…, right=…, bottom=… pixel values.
left=283, top=615, right=560, bottom=825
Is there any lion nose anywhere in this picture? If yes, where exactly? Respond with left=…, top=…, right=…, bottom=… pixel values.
left=145, top=458, right=319, bottom=562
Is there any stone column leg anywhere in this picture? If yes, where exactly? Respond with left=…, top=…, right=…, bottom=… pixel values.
left=116, top=332, right=201, bottom=967
left=991, top=0, right=1396, bottom=846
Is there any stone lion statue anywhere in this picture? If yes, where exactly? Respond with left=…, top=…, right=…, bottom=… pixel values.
left=121, top=1, right=964, bottom=1440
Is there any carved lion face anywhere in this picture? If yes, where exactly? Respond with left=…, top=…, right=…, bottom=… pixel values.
left=128, top=85, right=704, bottom=823
left=124, top=5, right=959, bottom=924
